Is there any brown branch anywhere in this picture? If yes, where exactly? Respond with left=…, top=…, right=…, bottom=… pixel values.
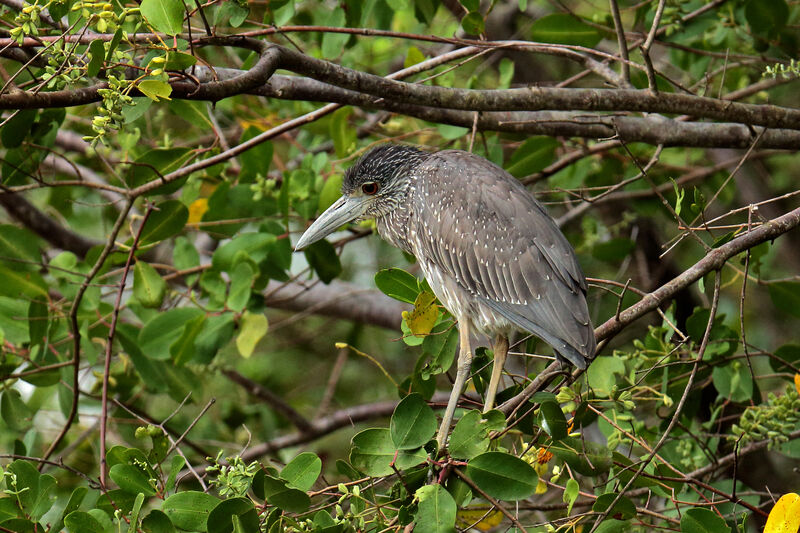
left=0, top=190, right=97, bottom=257
left=222, top=368, right=315, bottom=434
left=451, top=468, right=529, bottom=532
left=240, top=394, right=449, bottom=461
left=41, top=197, right=134, bottom=464
left=594, top=204, right=800, bottom=343
left=264, top=279, right=406, bottom=331
left=99, top=204, right=153, bottom=487
left=206, top=69, right=800, bottom=149
left=499, top=203, right=800, bottom=415
left=268, top=43, right=800, bottom=130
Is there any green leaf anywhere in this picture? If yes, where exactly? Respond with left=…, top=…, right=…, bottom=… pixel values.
left=1, top=109, right=36, bottom=148
left=498, top=58, right=515, bottom=88
left=194, top=313, right=236, bottom=363
left=712, top=361, right=753, bottom=402
left=318, top=174, right=343, bottom=214
left=404, top=46, right=426, bottom=68
left=422, top=324, right=459, bottom=375
left=163, top=51, right=197, bottom=70
left=170, top=314, right=207, bottom=365
left=414, top=485, right=457, bottom=533
left=435, top=124, right=469, bottom=140
left=162, top=491, right=220, bottom=532
left=87, top=39, right=105, bottom=77
left=549, top=437, right=612, bottom=476
left=140, top=0, right=185, bottom=35
left=592, top=238, right=636, bottom=263
left=0, top=264, right=47, bottom=298
left=27, top=299, right=48, bottom=348
left=504, top=137, right=558, bottom=178
left=140, top=200, right=189, bottom=244
left=142, top=509, right=176, bottom=533
left=413, top=0, right=436, bottom=24
left=303, top=239, right=342, bottom=284
left=65, top=510, right=105, bottom=533
left=374, top=268, right=420, bottom=304
left=1, top=389, right=32, bottom=431
left=169, top=100, right=210, bottom=129
left=130, top=148, right=195, bottom=192
left=165, top=456, right=185, bottom=493
left=259, top=475, right=311, bottom=513
left=768, top=282, right=800, bottom=318
left=563, top=478, right=579, bottom=515
left=539, top=401, right=568, bottom=440
left=530, top=13, right=602, bottom=47
left=745, top=0, right=788, bottom=34
left=134, top=261, right=167, bottom=308
left=329, top=107, right=356, bottom=158
left=321, top=8, right=349, bottom=59
left=6, top=460, right=56, bottom=520
left=465, top=452, right=538, bottom=500
left=586, top=355, right=626, bottom=395
left=212, top=233, right=275, bottom=272
left=448, top=409, right=505, bottom=460
left=461, top=11, right=484, bottom=35
left=227, top=262, right=256, bottom=312
left=206, top=498, right=259, bottom=533
left=0, top=224, right=41, bottom=266
left=238, top=129, right=273, bottom=183
left=593, top=493, right=637, bottom=520
left=97, top=489, right=138, bottom=518
left=349, top=428, right=428, bottom=476
left=272, top=0, right=294, bottom=25
left=217, top=1, right=249, bottom=27
left=138, top=80, right=173, bottom=102
left=403, top=291, right=439, bottom=337
left=138, top=308, right=205, bottom=360
left=236, top=310, right=268, bottom=358
left=390, top=393, right=437, bottom=449
left=680, top=507, right=729, bottom=533
left=281, top=452, right=322, bottom=491
left=51, top=487, right=88, bottom=533
left=109, top=464, right=157, bottom=496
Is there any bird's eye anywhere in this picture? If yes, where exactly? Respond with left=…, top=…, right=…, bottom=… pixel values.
left=361, top=182, right=379, bottom=195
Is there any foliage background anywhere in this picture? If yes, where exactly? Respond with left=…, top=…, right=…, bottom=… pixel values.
left=0, top=0, right=799, bottom=531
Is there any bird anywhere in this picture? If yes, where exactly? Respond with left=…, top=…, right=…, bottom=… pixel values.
left=295, top=144, right=595, bottom=448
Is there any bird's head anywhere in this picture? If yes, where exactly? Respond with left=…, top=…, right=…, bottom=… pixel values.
left=295, top=144, right=426, bottom=250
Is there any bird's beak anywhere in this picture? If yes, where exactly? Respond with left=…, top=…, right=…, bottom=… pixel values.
left=295, top=195, right=370, bottom=250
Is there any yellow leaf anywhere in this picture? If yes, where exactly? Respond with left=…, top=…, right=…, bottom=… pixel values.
left=794, top=373, right=800, bottom=395
left=188, top=198, right=209, bottom=224
left=456, top=508, right=503, bottom=531
left=765, top=492, right=800, bottom=533
left=403, top=290, right=438, bottom=337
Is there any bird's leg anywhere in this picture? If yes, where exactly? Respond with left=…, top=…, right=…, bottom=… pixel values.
left=483, top=334, right=509, bottom=412
left=436, top=321, right=473, bottom=448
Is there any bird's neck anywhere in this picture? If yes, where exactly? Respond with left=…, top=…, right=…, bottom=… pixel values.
left=374, top=178, right=415, bottom=254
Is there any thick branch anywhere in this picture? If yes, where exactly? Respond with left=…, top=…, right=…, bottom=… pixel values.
left=240, top=394, right=449, bottom=461
left=270, top=44, right=800, bottom=130
left=0, top=191, right=96, bottom=256
left=248, top=73, right=800, bottom=149
left=3, top=41, right=800, bottom=135
left=264, top=279, right=406, bottom=331
left=595, top=204, right=800, bottom=342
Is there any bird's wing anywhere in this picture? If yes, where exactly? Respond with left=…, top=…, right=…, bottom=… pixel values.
left=412, top=150, right=595, bottom=365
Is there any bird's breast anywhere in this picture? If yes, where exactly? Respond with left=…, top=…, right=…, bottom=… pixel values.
left=418, top=258, right=514, bottom=337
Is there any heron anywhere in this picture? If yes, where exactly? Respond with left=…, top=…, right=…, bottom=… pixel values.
left=295, top=145, right=595, bottom=447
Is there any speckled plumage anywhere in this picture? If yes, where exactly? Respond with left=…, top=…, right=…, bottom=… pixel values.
left=343, top=145, right=595, bottom=368
left=299, top=143, right=597, bottom=446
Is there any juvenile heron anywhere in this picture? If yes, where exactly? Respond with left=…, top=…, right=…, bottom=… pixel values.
left=296, top=145, right=595, bottom=447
